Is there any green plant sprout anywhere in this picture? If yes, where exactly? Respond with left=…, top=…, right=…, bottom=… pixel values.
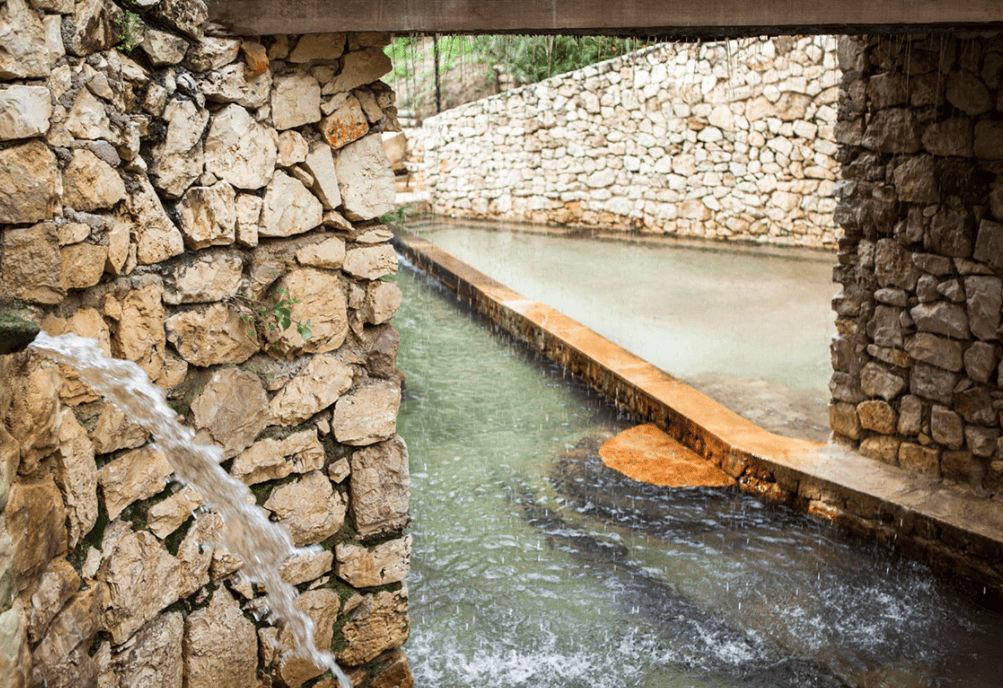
left=238, top=287, right=313, bottom=344
left=114, top=10, right=143, bottom=53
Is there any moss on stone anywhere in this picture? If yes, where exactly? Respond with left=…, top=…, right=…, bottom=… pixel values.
left=164, top=514, right=194, bottom=556
left=0, top=297, right=39, bottom=355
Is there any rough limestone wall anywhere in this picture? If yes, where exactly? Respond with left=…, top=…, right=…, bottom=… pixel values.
left=829, top=33, right=1003, bottom=498
left=0, top=1, right=413, bottom=686
left=423, top=37, right=841, bottom=248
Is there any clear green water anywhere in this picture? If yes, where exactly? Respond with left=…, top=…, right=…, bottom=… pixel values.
left=394, top=263, right=1003, bottom=688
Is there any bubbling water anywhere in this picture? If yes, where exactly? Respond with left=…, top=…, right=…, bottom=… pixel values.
left=31, top=332, right=352, bottom=688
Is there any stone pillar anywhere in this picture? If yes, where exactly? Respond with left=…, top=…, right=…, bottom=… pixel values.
left=830, top=33, right=1003, bottom=496
left=0, top=0, right=411, bottom=684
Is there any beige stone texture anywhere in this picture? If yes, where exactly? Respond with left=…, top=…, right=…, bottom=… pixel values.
left=330, top=47, right=392, bottom=93
left=127, top=173, right=185, bottom=265
left=183, top=587, right=257, bottom=688
left=140, top=28, right=189, bottom=66
left=859, top=435, right=902, bottom=465
left=163, top=251, right=243, bottom=305
left=349, top=435, right=409, bottom=537
left=204, top=103, right=278, bottom=190
left=106, top=282, right=168, bottom=382
left=336, top=536, right=411, bottom=588
left=4, top=355, right=62, bottom=473
left=231, top=429, right=326, bottom=485
left=334, top=134, right=396, bottom=220
left=278, top=130, right=310, bottom=167
left=175, top=512, right=221, bottom=598
left=289, top=33, right=346, bottom=62
left=59, top=242, right=107, bottom=291
left=64, top=0, right=123, bottom=56
left=178, top=181, right=237, bottom=249
left=296, top=237, right=346, bottom=269
left=328, top=457, right=350, bottom=483
left=27, top=559, right=80, bottom=645
left=107, top=611, right=183, bottom=688
left=264, top=470, right=347, bottom=546
left=261, top=589, right=340, bottom=687
left=0, top=222, right=64, bottom=304
left=319, top=93, right=370, bottom=150
left=259, top=170, right=324, bottom=238
left=65, top=84, right=117, bottom=142
left=272, top=72, right=322, bottom=130
left=241, top=40, right=269, bottom=76
left=280, top=549, right=334, bottom=585
left=269, top=354, right=354, bottom=425
left=235, top=193, right=262, bottom=247
left=333, top=381, right=401, bottom=446
left=150, top=0, right=207, bottom=41
left=343, top=245, right=398, bottom=280
left=150, top=98, right=209, bottom=198
left=89, top=402, right=149, bottom=455
left=0, top=140, right=61, bottom=225
left=0, top=606, right=32, bottom=688
left=6, top=477, right=68, bottom=591
left=898, top=443, right=940, bottom=477
left=185, top=36, right=241, bottom=72
left=265, top=268, right=349, bottom=358
left=165, top=303, right=260, bottom=367
left=0, top=0, right=52, bottom=78
left=828, top=401, right=861, bottom=440
left=147, top=486, right=203, bottom=541
left=52, top=409, right=98, bottom=548
left=98, top=521, right=180, bottom=644
left=855, top=400, right=897, bottom=435
left=0, top=84, right=52, bottom=140
left=57, top=223, right=91, bottom=247
left=41, top=308, right=112, bottom=405
left=302, top=143, right=343, bottom=209
left=30, top=585, right=101, bottom=688
left=363, top=281, right=403, bottom=325
left=336, top=589, right=409, bottom=666
left=97, top=446, right=173, bottom=521
left=200, top=62, right=272, bottom=108
left=190, top=368, right=268, bottom=458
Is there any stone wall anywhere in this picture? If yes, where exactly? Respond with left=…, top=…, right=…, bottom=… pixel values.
left=829, top=33, right=1003, bottom=498
left=0, top=1, right=411, bottom=686
left=423, top=37, right=841, bottom=247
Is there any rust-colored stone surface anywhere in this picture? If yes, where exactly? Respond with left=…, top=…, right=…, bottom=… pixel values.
left=599, top=424, right=735, bottom=487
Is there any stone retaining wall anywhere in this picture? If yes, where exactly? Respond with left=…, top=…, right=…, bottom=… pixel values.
left=829, top=33, right=1003, bottom=500
left=0, top=1, right=411, bottom=686
left=423, top=36, right=841, bottom=248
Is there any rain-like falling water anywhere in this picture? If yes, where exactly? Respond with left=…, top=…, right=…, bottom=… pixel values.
left=395, top=260, right=1003, bottom=688
left=31, top=332, right=352, bottom=688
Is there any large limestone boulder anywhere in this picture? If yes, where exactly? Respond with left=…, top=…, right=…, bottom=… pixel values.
left=30, top=586, right=101, bottom=688
left=184, top=36, right=241, bottom=72
left=97, top=446, right=174, bottom=521
left=272, top=72, right=321, bottom=130
left=318, top=93, right=369, bottom=151
left=6, top=478, right=68, bottom=591
left=190, top=368, right=269, bottom=458
left=41, top=308, right=112, bottom=405
left=231, top=429, right=325, bottom=484
left=53, top=409, right=98, bottom=549
left=363, top=281, right=402, bottom=325
left=0, top=222, right=64, bottom=304
left=258, top=171, right=324, bottom=238
left=349, top=435, right=409, bottom=537
left=126, top=173, right=185, bottom=265
left=106, top=611, right=183, bottom=688
left=65, top=88, right=117, bottom=142
left=336, top=589, right=409, bottom=666
left=330, top=47, right=392, bottom=93
left=0, top=84, right=51, bottom=140
left=263, top=470, right=346, bottom=546
left=296, top=237, right=346, bottom=269
left=332, top=380, right=401, bottom=446
left=178, top=181, right=237, bottom=249
left=63, top=145, right=127, bottom=211
left=335, top=135, right=396, bottom=221
left=105, top=282, right=168, bottom=383
left=200, top=63, right=272, bottom=108
left=147, top=486, right=203, bottom=540
left=260, top=588, right=340, bottom=687
left=264, top=268, right=349, bottom=358
left=343, top=245, right=398, bottom=280
left=0, top=0, right=51, bottom=78
left=335, top=536, right=411, bottom=588
left=163, top=251, right=243, bottom=305
left=89, top=403, right=149, bottom=455
left=27, top=560, right=80, bottom=645
left=183, top=587, right=257, bottom=688
left=151, top=98, right=209, bottom=199
left=269, top=354, right=354, bottom=425
left=204, top=104, right=278, bottom=190
left=165, top=303, right=260, bottom=367
left=4, top=355, right=62, bottom=473
left=0, top=140, right=61, bottom=225
left=59, top=242, right=108, bottom=291
left=98, top=521, right=180, bottom=644
left=301, top=144, right=343, bottom=209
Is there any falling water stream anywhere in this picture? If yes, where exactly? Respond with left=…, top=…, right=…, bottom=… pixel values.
left=30, top=332, right=353, bottom=688
left=395, top=259, right=1003, bottom=688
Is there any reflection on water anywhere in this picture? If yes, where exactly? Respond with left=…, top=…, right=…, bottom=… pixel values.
left=407, top=220, right=838, bottom=441
left=395, top=263, right=1003, bottom=688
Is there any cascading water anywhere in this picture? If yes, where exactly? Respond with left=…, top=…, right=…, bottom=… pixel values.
left=30, top=331, right=352, bottom=688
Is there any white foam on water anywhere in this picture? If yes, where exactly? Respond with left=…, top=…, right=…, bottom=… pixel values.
left=32, top=332, right=352, bottom=688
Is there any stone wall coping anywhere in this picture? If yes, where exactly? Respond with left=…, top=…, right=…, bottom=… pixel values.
left=394, top=227, right=1003, bottom=593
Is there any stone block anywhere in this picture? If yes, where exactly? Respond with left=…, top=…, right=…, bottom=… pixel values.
left=964, top=341, right=997, bottom=383
left=860, top=435, right=901, bottom=465
left=973, top=220, right=1003, bottom=271
left=966, top=425, right=1000, bottom=458
left=263, top=268, right=349, bottom=358
left=178, top=181, right=237, bottom=249
left=268, top=353, right=354, bottom=425
left=861, top=109, right=921, bottom=154
left=165, top=303, right=259, bottom=366
left=350, top=435, right=410, bottom=537
left=272, top=72, right=322, bottom=130
left=910, top=362, right=957, bottom=405
left=191, top=368, right=269, bottom=458
left=941, top=450, right=984, bottom=486
left=954, top=386, right=996, bottom=426
left=333, top=380, right=401, bottom=446
left=898, top=442, right=940, bottom=477
left=204, top=104, right=277, bottom=191
left=163, top=251, right=243, bottom=305
left=965, top=275, right=1002, bottom=341
left=874, top=238, right=919, bottom=290
left=905, top=332, right=964, bottom=372
left=97, top=446, right=173, bottom=521
left=258, top=171, right=323, bottom=238
left=892, top=155, right=939, bottom=204
left=928, top=200, right=974, bottom=258
left=931, top=405, right=965, bottom=449
left=946, top=69, right=994, bottom=115
left=6, top=478, right=68, bottom=590
left=184, top=36, right=241, bottom=72
left=343, top=245, right=398, bottom=280
left=150, top=98, right=208, bottom=199
left=860, top=362, right=907, bottom=401
left=289, top=33, right=346, bottom=62
left=335, top=536, right=411, bottom=588
left=127, top=173, right=185, bottom=265
left=319, top=93, right=370, bottom=151
left=263, top=470, right=346, bottom=546
left=0, top=222, right=64, bottom=305
left=922, top=118, right=973, bottom=157
left=330, top=46, right=392, bottom=93
left=0, top=140, right=60, bottom=225
left=0, top=0, right=52, bottom=78
left=199, top=62, right=272, bottom=108
left=856, top=399, right=898, bottom=434
left=301, top=144, right=343, bottom=209
left=910, top=301, right=969, bottom=339
left=974, top=120, right=1003, bottom=159
left=336, top=590, right=409, bottom=666
left=0, top=85, right=51, bottom=140
left=183, top=588, right=257, bottom=688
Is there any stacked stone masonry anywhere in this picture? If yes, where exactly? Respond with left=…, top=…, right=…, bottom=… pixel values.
left=830, top=34, right=1003, bottom=499
left=0, top=1, right=412, bottom=686
left=424, top=36, right=842, bottom=248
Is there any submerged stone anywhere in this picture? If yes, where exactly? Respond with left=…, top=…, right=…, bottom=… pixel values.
left=598, top=424, right=735, bottom=487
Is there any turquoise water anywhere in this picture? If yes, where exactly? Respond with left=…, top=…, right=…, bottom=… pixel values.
left=394, top=263, right=1003, bottom=688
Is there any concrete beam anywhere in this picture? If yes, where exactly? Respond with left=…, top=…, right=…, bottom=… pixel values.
left=208, top=0, right=1003, bottom=37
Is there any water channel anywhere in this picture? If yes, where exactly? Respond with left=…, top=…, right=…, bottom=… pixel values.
left=404, top=219, right=838, bottom=442
left=394, top=256, right=1003, bottom=688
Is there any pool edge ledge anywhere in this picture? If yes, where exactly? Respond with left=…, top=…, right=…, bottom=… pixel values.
left=393, top=228, right=1003, bottom=599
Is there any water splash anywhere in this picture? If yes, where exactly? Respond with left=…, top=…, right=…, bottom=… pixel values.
left=31, top=332, right=351, bottom=688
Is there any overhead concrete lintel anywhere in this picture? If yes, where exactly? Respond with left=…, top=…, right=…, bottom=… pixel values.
left=208, top=0, right=1003, bottom=37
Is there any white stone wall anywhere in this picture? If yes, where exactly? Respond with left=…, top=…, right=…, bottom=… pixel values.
left=424, top=37, right=842, bottom=248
